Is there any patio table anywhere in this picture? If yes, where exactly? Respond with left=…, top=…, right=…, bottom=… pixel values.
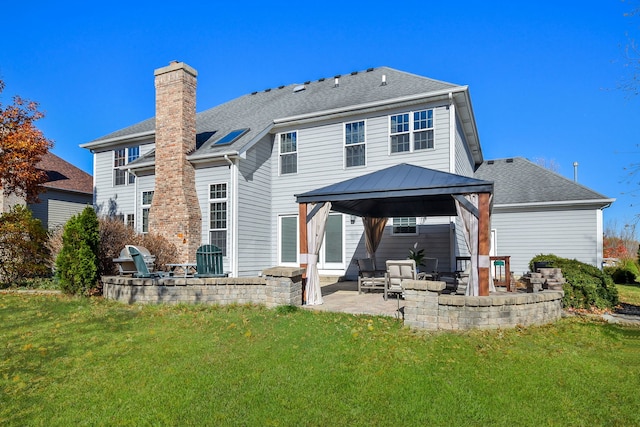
left=166, top=263, right=197, bottom=278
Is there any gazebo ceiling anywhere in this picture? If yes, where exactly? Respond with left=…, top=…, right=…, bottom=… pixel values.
left=295, top=163, right=494, bottom=217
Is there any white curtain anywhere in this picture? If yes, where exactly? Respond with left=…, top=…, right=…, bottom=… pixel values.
left=455, top=194, right=479, bottom=296
left=305, top=202, right=331, bottom=306
left=455, top=194, right=496, bottom=296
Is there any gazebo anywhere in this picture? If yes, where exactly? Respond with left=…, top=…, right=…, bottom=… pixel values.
left=295, top=163, right=494, bottom=305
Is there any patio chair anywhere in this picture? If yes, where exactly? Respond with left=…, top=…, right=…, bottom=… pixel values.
left=195, top=244, right=228, bottom=278
left=357, top=258, right=386, bottom=298
left=126, top=245, right=165, bottom=278
left=418, top=257, right=439, bottom=280
left=385, top=259, right=417, bottom=301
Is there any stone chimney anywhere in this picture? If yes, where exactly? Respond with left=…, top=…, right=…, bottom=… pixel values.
left=149, top=61, right=202, bottom=262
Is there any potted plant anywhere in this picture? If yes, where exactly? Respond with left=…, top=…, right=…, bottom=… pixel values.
left=408, top=247, right=426, bottom=270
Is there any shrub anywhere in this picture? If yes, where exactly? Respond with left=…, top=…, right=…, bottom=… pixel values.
left=0, top=205, right=50, bottom=286
left=98, top=216, right=136, bottom=275
left=97, top=216, right=178, bottom=275
left=56, top=207, right=100, bottom=295
left=604, top=258, right=640, bottom=284
left=530, top=254, right=618, bottom=309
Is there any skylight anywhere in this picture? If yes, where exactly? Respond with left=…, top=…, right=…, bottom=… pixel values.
left=213, top=129, right=249, bottom=146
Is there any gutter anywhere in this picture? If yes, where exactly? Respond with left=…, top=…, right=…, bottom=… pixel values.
left=273, top=86, right=469, bottom=127
left=493, top=198, right=616, bottom=210
left=224, top=154, right=239, bottom=277
left=80, top=130, right=155, bottom=151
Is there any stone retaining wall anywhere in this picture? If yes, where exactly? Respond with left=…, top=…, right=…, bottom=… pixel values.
left=102, top=267, right=303, bottom=308
left=403, top=279, right=564, bottom=330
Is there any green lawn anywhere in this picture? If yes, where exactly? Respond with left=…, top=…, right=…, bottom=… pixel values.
left=1, top=292, right=639, bottom=426
left=616, top=283, right=640, bottom=306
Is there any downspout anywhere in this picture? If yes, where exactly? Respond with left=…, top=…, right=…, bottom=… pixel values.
left=448, top=92, right=457, bottom=270
left=224, top=154, right=238, bottom=277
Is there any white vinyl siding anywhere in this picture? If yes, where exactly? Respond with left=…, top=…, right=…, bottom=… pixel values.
left=270, top=104, right=451, bottom=276
left=237, top=137, right=273, bottom=276
left=454, top=116, right=474, bottom=176
left=490, top=207, right=602, bottom=275
left=94, top=142, right=154, bottom=220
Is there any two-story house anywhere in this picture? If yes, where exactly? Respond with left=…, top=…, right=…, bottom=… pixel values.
left=1, top=152, right=93, bottom=230
left=81, top=61, right=612, bottom=278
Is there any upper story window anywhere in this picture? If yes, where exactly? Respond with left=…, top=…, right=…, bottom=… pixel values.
left=113, top=146, right=140, bottom=186
left=389, top=109, right=434, bottom=153
left=279, top=132, right=297, bottom=175
left=344, top=121, right=366, bottom=167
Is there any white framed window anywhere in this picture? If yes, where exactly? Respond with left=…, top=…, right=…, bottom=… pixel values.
left=113, top=146, right=140, bottom=186
left=344, top=121, right=366, bottom=167
left=389, top=109, right=434, bottom=153
left=126, top=214, right=135, bottom=228
left=209, top=183, right=227, bottom=256
left=141, top=191, right=153, bottom=233
left=279, top=131, right=297, bottom=175
left=392, top=217, right=417, bottom=235
left=279, top=215, right=298, bottom=265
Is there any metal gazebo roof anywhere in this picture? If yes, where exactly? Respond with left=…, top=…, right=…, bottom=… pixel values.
left=295, top=163, right=494, bottom=217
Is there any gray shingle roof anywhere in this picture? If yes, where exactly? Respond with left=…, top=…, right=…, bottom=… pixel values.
left=475, top=157, right=611, bottom=205
left=85, top=67, right=463, bottom=161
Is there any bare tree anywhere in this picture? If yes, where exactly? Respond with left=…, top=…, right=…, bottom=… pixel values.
left=532, top=157, right=561, bottom=173
left=621, top=2, right=640, bottom=95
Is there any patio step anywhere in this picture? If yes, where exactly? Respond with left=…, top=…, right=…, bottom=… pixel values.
left=319, top=275, right=343, bottom=285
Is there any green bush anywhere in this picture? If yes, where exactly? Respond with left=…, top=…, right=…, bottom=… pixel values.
left=604, top=259, right=640, bottom=284
left=530, top=254, right=618, bottom=309
left=0, top=205, right=50, bottom=286
left=56, top=207, right=100, bottom=295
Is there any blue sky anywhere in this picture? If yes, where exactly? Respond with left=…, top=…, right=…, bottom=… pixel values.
left=1, top=1, right=639, bottom=232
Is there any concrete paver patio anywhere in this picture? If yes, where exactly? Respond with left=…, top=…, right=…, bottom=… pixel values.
left=303, top=281, right=404, bottom=318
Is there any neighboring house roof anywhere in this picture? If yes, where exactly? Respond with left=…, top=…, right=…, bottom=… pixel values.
left=81, top=67, right=483, bottom=166
left=37, top=152, right=93, bottom=195
left=475, top=157, right=613, bottom=207
left=296, top=163, right=494, bottom=217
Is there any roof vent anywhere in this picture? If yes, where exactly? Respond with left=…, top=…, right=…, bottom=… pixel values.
left=264, top=88, right=271, bottom=92
left=293, top=84, right=306, bottom=93
left=506, top=158, right=514, bottom=163
left=350, top=71, right=358, bottom=75
left=334, top=76, right=340, bottom=87
left=278, top=85, right=285, bottom=89
left=381, top=74, right=387, bottom=86
left=251, top=91, right=257, bottom=95
left=366, top=67, right=374, bottom=72
left=318, top=77, right=325, bottom=82
left=487, top=160, right=494, bottom=165
left=304, top=80, right=310, bottom=85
